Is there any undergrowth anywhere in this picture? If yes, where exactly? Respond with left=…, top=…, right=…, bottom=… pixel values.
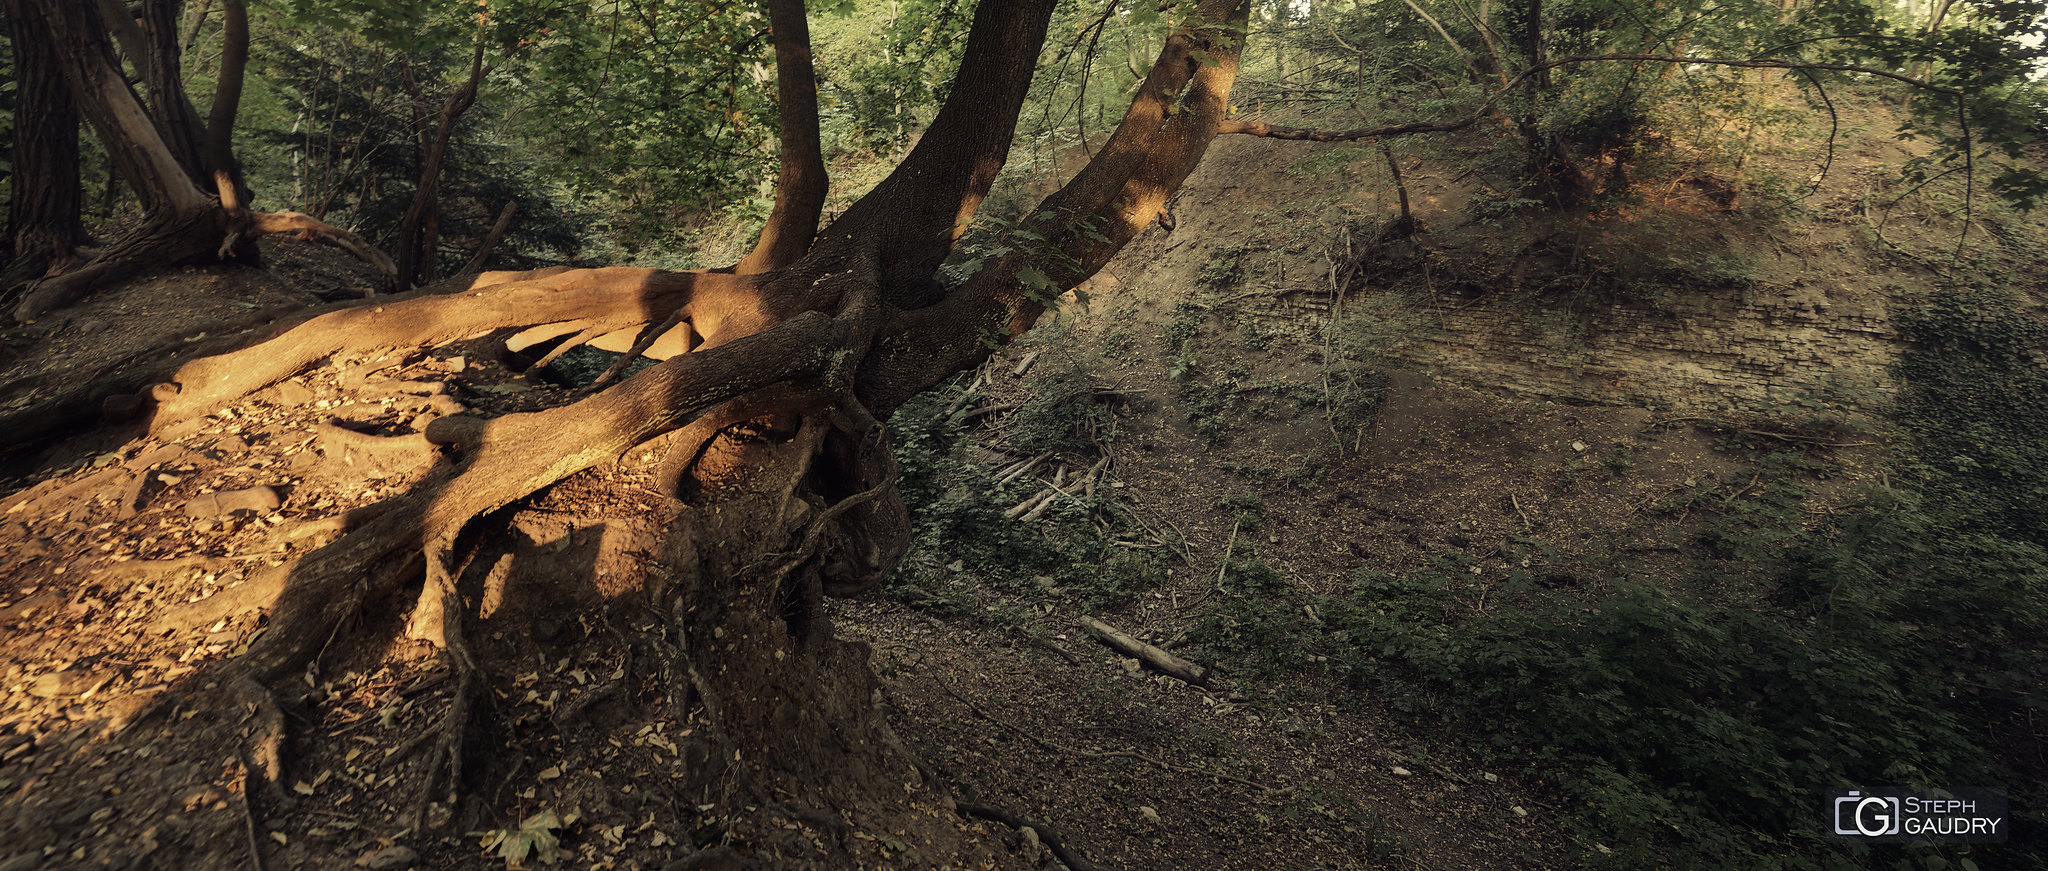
left=884, top=379, right=1167, bottom=614
left=1189, top=289, right=2048, bottom=870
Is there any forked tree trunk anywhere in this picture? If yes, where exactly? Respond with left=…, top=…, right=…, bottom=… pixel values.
left=2, top=0, right=88, bottom=291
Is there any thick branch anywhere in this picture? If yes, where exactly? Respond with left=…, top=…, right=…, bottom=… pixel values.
left=734, top=0, right=827, bottom=275
left=815, top=0, right=1058, bottom=297
left=857, top=0, right=1252, bottom=413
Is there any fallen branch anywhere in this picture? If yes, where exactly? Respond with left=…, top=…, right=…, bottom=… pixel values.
left=1078, top=615, right=1213, bottom=688
left=957, top=802, right=1109, bottom=871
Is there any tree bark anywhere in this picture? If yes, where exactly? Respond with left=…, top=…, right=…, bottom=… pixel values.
left=813, top=0, right=1059, bottom=303
left=734, top=0, right=828, bottom=275
left=32, top=0, right=213, bottom=220
left=203, top=0, right=250, bottom=205
left=135, top=0, right=217, bottom=190
left=2, top=0, right=88, bottom=291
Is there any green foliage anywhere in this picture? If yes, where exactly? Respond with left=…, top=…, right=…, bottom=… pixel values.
left=885, top=382, right=1163, bottom=613
left=813, top=0, right=970, bottom=151
left=241, top=19, right=582, bottom=273
left=506, top=1, right=780, bottom=250
left=1197, top=244, right=1247, bottom=288
left=1006, top=365, right=1113, bottom=455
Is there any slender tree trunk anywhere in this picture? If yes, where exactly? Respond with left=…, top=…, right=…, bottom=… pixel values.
left=180, top=0, right=213, bottom=53
left=1526, top=0, right=1548, bottom=90
left=135, top=0, right=215, bottom=190
left=3, top=0, right=88, bottom=290
left=1398, top=0, right=1486, bottom=85
left=203, top=0, right=250, bottom=207
left=394, top=36, right=487, bottom=290
left=734, top=0, right=828, bottom=275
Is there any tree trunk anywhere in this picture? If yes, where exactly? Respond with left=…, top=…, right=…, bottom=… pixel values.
left=203, top=0, right=250, bottom=207
left=734, top=0, right=828, bottom=275
left=135, top=0, right=217, bottom=190
left=2, top=0, right=88, bottom=293
left=814, top=0, right=1060, bottom=303
left=394, top=36, right=487, bottom=290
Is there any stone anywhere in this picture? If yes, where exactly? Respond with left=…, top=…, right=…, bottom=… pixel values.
left=185, top=486, right=283, bottom=520
left=355, top=845, right=417, bottom=869
left=28, top=670, right=94, bottom=699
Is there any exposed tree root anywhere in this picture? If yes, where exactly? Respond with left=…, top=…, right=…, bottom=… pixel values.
left=246, top=211, right=396, bottom=282
left=957, top=801, right=1110, bottom=871
left=146, top=265, right=773, bottom=430
left=12, top=183, right=397, bottom=322
left=222, top=310, right=836, bottom=690
left=396, top=537, right=484, bottom=830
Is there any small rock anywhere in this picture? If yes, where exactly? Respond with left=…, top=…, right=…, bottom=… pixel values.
left=28, top=670, right=93, bottom=699
left=1138, top=806, right=1160, bottom=824
left=273, top=381, right=316, bottom=407
left=1570, top=440, right=1589, bottom=452
left=1390, top=766, right=1413, bottom=777
left=185, top=486, right=283, bottom=520
left=426, top=395, right=468, bottom=417
left=214, top=435, right=250, bottom=453
left=945, top=560, right=965, bottom=572
left=355, top=845, right=417, bottom=869
left=1512, top=806, right=1528, bottom=818
left=1483, top=772, right=1498, bottom=782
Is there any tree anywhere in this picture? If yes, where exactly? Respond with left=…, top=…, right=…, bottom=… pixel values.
left=1, top=0, right=88, bottom=290
left=0, top=0, right=1252, bottom=865
left=8, top=0, right=390, bottom=319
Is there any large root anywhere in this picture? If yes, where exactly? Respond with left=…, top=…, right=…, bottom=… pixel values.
left=222, top=310, right=837, bottom=687
left=147, top=266, right=781, bottom=430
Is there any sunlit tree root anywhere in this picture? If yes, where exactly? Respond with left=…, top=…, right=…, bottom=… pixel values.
left=145, top=265, right=786, bottom=430
left=219, top=311, right=837, bottom=694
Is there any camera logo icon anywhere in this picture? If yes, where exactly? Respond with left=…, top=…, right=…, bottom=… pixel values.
left=1834, top=790, right=1902, bottom=836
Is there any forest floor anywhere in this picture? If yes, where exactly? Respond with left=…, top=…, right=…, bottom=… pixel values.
left=0, top=89, right=2040, bottom=870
